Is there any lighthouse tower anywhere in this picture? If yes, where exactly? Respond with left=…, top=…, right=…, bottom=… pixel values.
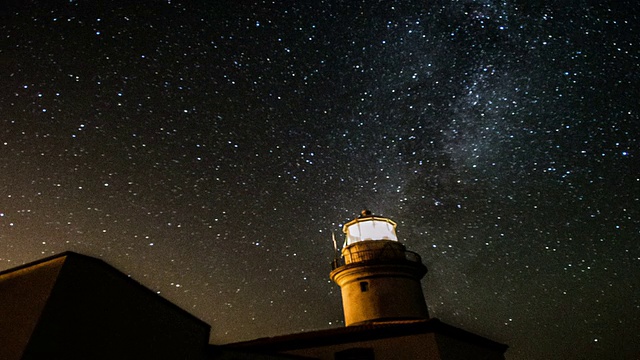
left=330, top=210, right=429, bottom=326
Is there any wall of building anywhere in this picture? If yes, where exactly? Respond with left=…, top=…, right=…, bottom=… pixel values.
left=334, top=264, right=429, bottom=325
left=16, top=255, right=211, bottom=360
left=0, top=258, right=65, bottom=360
left=435, top=333, right=506, bottom=360
left=280, top=333, right=441, bottom=360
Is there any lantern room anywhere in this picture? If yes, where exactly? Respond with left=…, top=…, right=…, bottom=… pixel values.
left=342, top=210, right=398, bottom=246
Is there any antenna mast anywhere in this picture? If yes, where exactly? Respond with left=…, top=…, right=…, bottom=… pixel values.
left=331, top=231, right=339, bottom=269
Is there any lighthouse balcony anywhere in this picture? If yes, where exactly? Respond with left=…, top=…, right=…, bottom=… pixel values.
left=331, top=241, right=424, bottom=270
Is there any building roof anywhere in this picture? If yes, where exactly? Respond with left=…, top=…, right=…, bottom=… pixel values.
left=0, top=251, right=209, bottom=326
left=221, top=318, right=508, bottom=353
left=0, top=251, right=211, bottom=360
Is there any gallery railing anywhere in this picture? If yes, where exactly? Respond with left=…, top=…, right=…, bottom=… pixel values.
left=331, top=247, right=423, bottom=270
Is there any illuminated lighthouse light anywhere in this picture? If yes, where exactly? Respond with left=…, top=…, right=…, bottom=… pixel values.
left=343, top=212, right=398, bottom=246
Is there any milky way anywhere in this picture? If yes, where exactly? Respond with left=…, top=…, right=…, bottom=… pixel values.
left=1, top=1, right=639, bottom=359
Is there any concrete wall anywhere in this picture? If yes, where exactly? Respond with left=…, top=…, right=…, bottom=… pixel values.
left=435, top=333, right=506, bottom=360
left=333, top=263, right=429, bottom=325
left=0, top=258, right=65, bottom=360
left=281, top=333, right=441, bottom=360
left=266, top=331, right=506, bottom=360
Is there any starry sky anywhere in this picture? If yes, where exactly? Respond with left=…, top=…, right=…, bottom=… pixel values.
left=1, top=1, right=639, bottom=359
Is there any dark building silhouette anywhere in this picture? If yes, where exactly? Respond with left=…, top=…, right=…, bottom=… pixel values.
left=222, top=319, right=507, bottom=360
left=0, top=252, right=211, bottom=360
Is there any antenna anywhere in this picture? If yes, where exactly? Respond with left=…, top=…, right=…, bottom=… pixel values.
left=331, top=231, right=339, bottom=269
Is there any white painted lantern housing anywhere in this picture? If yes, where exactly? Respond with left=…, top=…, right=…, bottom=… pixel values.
left=342, top=210, right=398, bottom=246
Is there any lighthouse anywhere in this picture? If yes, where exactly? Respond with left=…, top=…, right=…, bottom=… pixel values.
left=330, top=210, right=430, bottom=326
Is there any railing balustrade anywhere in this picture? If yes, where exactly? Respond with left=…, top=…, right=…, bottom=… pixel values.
left=331, top=248, right=423, bottom=270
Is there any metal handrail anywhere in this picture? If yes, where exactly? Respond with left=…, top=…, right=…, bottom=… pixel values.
left=331, top=248, right=423, bottom=270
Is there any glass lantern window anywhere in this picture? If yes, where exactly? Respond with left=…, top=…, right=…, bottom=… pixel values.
left=344, top=218, right=398, bottom=245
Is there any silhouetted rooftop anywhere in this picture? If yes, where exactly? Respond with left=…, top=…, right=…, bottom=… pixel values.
left=222, top=318, right=508, bottom=353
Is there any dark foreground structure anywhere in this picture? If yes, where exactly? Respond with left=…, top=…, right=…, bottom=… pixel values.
left=1, top=213, right=507, bottom=360
left=222, top=319, right=507, bottom=360
left=0, top=252, right=210, bottom=360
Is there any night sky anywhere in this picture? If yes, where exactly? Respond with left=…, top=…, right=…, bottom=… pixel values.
left=2, top=1, right=639, bottom=359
